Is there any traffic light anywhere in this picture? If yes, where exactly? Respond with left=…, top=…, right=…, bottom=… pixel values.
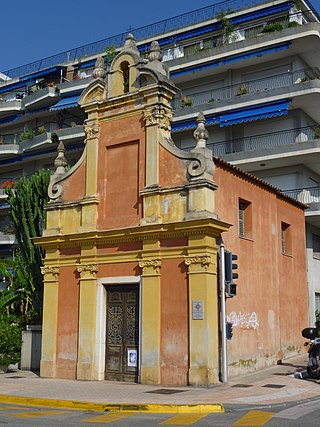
left=225, top=250, right=238, bottom=297
left=226, top=322, right=233, bottom=340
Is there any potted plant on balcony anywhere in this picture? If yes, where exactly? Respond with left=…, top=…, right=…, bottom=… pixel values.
left=0, top=316, right=22, bottom=373
left=236, top=84, right=249, bottom=96
left=180, top=96, right=193, bottom=108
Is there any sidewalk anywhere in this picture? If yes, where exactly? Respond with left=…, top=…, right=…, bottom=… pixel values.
left=0, top=353, right=318, bottom=413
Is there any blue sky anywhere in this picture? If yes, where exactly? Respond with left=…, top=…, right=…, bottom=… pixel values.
left=1, top=0, right=320, bottom=73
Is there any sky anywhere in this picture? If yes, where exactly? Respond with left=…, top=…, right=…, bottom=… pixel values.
left=1, top=0, right=320, bottom=73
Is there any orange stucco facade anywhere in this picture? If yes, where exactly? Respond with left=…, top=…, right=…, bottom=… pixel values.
left=37, top=36, right=308, bottom=385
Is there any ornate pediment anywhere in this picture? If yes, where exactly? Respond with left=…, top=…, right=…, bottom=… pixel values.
left=78, top=78, right=106, bottom=107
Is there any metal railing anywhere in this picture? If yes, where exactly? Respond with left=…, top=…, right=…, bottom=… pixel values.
left=0, top=1, right=313, bottom=80
left=206, top=126, right=320, bottom=156
left=172, top=67, right=320, bottom=110
left=0, top=122, right=82, bottom=145
left=165, top=10, right=315, bottom=63
left=283, top=186, right=320, bottom=205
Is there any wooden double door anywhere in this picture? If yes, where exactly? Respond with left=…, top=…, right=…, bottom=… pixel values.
left=105, top=284, right=139, bottom=382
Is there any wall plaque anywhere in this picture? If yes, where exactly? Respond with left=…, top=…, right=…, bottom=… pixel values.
left=192, top=300, right=204, bottom=320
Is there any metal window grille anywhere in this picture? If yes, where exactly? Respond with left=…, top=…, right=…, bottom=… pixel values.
left=239, top=202, right=245, bottom=237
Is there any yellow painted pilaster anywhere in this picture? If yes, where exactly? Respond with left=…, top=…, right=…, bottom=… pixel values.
left=76, top=263, right=99, bottom=380
left=40, top=265, right=60, bottom=378
left=139, top=238, right=161, bottom=384
left=78, top=118, right=100, bottom=233
left=84, top=119, right=99, bottom=197
left=185, top=237, right=219, bottom=386
left=145, top=123, right=159, bottom=186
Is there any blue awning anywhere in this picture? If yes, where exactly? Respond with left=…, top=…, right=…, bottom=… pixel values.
left=171, top=43, right=291, bottom=77
left=171, top=120, right=196, bottom=132
left=19, top=66, right=65, bottom=82
left=220, top=101, right=289, bottom=127
left=230, top=2, right=293, bottom=25
left=171, top=61, right=219, bottom=77
left=221, top=43, right=290, bottom=65
left=171, top=114, right=219, bottom=131
left=172, top=101, right=290, bottom=131
left=77, top=60, right=96, bottom=69
left=50, top=95, right=79, bottom=111
left=0, top=114, right=22, bottom=125
left=0, top=80, right=35, bottom=94
left=175, top=23, right=220, bottom=42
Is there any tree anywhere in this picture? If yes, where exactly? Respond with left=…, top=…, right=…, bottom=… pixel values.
left=4, top=169, right=51, bottom=318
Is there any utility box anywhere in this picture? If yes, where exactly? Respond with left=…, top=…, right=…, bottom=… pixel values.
left=20, top=325, right=42, bottom=371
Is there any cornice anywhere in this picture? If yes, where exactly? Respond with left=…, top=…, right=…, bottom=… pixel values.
left=35, top=219, right=230, bottom=249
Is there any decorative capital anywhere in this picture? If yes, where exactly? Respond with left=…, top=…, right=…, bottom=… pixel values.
left=76, top=264, right=98, bottom=278
left=143, top=106, right=173, bottom=131
left=184, top=255, right=211, bottom=272
left=139, top=258, right=162, bottom=275
left=41, top=265, right=60, bottom=279
left=84, top=122, right=100, bottom=140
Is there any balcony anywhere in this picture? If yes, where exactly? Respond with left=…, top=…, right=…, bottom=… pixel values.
left=283, top=187, right=320, bottom=226
left=173, top=67, right=320, bottom=112
left=0, top=99, right=22, bottom=118
left=177, top=125, right=320, bottom=174
left=23, top=86, right=59, bottom=110
left=57, top=77, right=92, bottom=97
left=208, top=126, right=320, bottom=158
left=208, top=126, right=320, bottom=176
left=0, top=124, right=85, bottom=155
left=168, top=13, right=320, bottom=81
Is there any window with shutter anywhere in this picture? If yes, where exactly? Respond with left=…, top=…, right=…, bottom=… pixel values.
left=281, top=222, right=292, bottom=255
left=238, top=199, right=252, bottom=239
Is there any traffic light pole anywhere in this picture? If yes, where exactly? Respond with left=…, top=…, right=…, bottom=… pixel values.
left=219, top=243, right=228, bottom=384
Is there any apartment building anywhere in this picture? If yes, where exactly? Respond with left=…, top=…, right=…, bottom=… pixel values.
left=0, top=0, right=319, bottom=324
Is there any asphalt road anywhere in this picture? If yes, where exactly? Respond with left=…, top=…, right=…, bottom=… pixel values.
left=1, top=399, right=320, bottom=426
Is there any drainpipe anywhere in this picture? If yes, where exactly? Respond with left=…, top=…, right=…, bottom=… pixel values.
left=220, top=243, right=228, bottom=384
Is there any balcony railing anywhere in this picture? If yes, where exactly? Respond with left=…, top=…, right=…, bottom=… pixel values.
left=1, top=2, right=317, bottom=81
left=204, top=126, right=320, bottom=157
left=172, top=67, right=320, bottom=111
left=0, top=122, right=82, bottom=145
left=283, top=186, right=320, bottom=206
left=164, top=11, right=314, bottom=63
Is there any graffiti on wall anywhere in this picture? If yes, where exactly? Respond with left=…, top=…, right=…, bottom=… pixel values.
left=227, top=311, right=259, bottom=330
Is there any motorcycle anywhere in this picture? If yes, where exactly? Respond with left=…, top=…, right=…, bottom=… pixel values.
left=302, top=327, right=320, bottom=379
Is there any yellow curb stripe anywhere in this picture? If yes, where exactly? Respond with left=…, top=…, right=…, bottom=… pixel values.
left=0, top=396, right=224, bottom=414
left=83, top=412, right=135, bottom=423
left=161, top=413, right=209, bottom=425
left=233, top=410, right=275, bottom=426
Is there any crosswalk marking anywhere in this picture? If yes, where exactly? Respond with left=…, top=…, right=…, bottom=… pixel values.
left=160, top=413, right=209, bottom=425
left=233, top=410, right=275, bottom=426
left=9, top=410, right=68, bottom=419
left=83, top=412, right=134, bottom=423
left=274, top=399, right=320, bottom=419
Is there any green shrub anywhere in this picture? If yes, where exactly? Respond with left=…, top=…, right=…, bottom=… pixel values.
left=288, top=21, right=300, bottom=28
left=261, top=23, right=283, bottom=33
left=0, top=318, right=22, bottom=365
left=19, top=130, right=36, bottom=141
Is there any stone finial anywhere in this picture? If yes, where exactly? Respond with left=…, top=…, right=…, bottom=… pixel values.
left=193, top=112, right=209, bottom=149
left=149, top=41, right=162, bottom=62
left=123, top=33, right=139, bottom=53
left=92, top=57, right=107, bottom=79
left=54, top=141, right=68, bottom=175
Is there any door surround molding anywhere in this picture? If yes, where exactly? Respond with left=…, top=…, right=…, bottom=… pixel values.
left=96, top=276, right=141, bottom=381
